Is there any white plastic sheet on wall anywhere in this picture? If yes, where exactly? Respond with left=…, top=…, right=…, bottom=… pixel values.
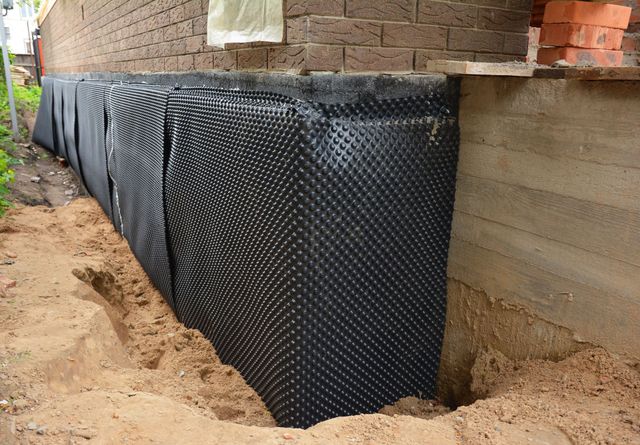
left=207, top=0, right=284, bottom=47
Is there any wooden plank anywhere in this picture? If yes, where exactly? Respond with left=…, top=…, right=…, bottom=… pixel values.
left=426, top=60, right=562, bottom=78
left=452, top=211, right=640, bottom=301
left=565, top=66, right=640, bottom=81
left=457, top=142, right=640, bottom=212
left=460, top=113, right=640, bottom=169
left=447, top=238, right=640, bottom=357
left=454, top=175, right=640, bottom=267
left=426, top=60, right=640, bottom=80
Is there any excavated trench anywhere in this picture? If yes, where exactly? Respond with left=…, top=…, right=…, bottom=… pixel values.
left=3, top=145, right=640, bottom=445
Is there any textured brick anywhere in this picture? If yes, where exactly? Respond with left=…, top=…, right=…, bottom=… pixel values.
left=448, top=28, right=504, bottom=52
left=285, top=0, right=344, bottom=17
left=418, top=1, right=477, bottom=28
left=478, top=8, right=530, bottom=33
left=506, top=0, right=533, bottom=11
left=537, top=47, right=624, bottom=66
left=543, top=2, right=632, bottom=29
left=164, top=56, right=178, bottom=71
left=287, top=17, right=308, bottom=44
left=503, top=32, right=529, bottom=54
left=39, top=0, right=538, bottom=74
left=268, top=45, right=307, bottom=70
left=177, top=20, right=194, bottom=38
left=192, top=15, right=207, bottom=35
left=346, top=0, right=415, bottom=22
left=185, top=35, right=207, bottom=53
left=183, top=0, right=202, bottom=20
left=237, top=48, right=268, bottom=69
left=345, top=47, right=413, bottom=71
left=415, top=49, right=474, bottom=70
left=307, top=17, right=382, bottom=45
left=194, top=52, right=214, bottom=70
left=169, top=5, right=185, bottom=24
left=214, top=51, right=237, bottom=70
left=455, top=0, right=507, bottom=8
left=540, top=23, right=624, bottom=50
left=383, top=23, right=447, bottom=49
left=306, top=45, right=344, bottom=71
left=177, top=54, right=194, bottom=70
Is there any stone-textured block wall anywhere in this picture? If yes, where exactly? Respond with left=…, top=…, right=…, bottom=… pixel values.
left=40, top=0, right=531, bottom=74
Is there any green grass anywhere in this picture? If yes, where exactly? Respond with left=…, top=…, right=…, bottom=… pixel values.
left=0, top=82, right=40, bottom=215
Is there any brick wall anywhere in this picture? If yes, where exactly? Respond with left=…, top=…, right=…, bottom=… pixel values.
left=40, top=0, right=531, bottom=74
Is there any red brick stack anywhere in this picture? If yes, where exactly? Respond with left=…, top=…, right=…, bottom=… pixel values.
left=537, top=1, right=632, bottom=66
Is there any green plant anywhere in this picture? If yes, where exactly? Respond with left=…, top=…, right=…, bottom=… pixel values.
left=0, top=147, right=16, bottom=216
left=0, top=51, right=40, bottom=215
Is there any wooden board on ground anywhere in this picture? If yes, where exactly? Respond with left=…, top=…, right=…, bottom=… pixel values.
left=426, top=60, right=640, bottom=81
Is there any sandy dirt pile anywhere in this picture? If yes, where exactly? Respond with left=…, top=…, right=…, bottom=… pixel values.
left=0, top=149, right=638, bottom=444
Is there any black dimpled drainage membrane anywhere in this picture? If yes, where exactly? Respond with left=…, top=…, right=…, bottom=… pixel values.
left=105, top=83, right=175, bottom=311
left=32, top=77, right=55, bottom=152
left=52, top=79, right=67, bottom=159
left=76, top=81, right=112, bottom=221
left=60, top=80, right=83, bottom=185
left=33, top=76, right=460, bottom=429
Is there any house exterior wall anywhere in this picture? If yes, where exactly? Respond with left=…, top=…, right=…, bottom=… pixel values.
left=39, top=0, right=532, bottom=74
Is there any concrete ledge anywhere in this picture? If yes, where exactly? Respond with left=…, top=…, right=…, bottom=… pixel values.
left=46, top=71, right=460, bottom=108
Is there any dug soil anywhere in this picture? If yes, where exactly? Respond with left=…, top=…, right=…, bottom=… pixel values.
left=0, top=145, right=639, bottom=444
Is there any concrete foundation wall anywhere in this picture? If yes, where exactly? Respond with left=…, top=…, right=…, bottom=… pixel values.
left=440, top=77, right=640, bottom=404
left=39, top=0, right=530, bottom=74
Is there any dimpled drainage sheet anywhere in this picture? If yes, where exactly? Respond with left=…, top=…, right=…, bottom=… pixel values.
left=76, top=82, right=112, bottom=220
left=105, top=83, right=175, bottom=311
left=165, top=87, right=459, bottom=428
left=32, top=77, right=55, bottom=152
left=33, top=76, right=460, bottom=429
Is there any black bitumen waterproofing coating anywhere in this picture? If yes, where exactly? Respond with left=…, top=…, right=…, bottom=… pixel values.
left=32, top=75, right=460, bottom=429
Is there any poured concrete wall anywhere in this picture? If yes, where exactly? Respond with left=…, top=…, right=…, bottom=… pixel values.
left=439, top=77, right=640, bottom=404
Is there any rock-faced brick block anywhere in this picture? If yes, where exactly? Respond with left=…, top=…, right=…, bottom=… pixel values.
left=287, top=17, right=308, bottom=44
left=503, top=32, right=529, bottom=54
left=214, top=51, right=237, bottom=70
left=192, top=15, right=207, bottom=35
left=177, top=54, right=194, bottom=70
left=194, top=52, right=214, bottom=70
left=307, top=17, right=382, bottom=46
left=543, top=1, right=632, bottom=29
left=448, top=28, right=504, bottom=52
left=346, top=0, right=415, bottom=22
left=415, top=49, right=474, bottom=71
left=383, top=23, right=448, bottom=49
left=477, top=7, right=531, bottom=32
left=537, top=47, right=624, bottom=65
left=237, top=48, right=268, bottom=69
left=268, top=45, right=307, bottom=70
left=306, top=44, right=344, bottom=71
left=540, top=23, right=624, bottom=49
left=345, top=47, right=413, bottom=71
left=286, top=0, right=344, bottom=17
left=418, top=1, right=477, bottom=28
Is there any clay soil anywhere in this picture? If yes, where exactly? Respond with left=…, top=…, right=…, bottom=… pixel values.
left=0, top=144, right=639, bottom=444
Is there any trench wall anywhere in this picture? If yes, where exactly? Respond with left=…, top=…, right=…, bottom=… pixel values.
left=38, top=0, right=530, bottom=74
left=440, top=77, right=640, bottom=404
